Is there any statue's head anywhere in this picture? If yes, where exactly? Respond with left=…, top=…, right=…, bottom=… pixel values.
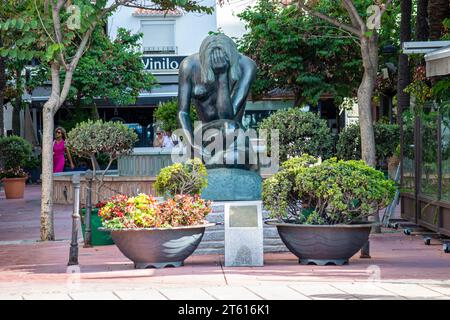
left=199, top=33, right=242, bottom=84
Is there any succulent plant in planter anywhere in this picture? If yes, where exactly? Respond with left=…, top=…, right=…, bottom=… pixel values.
left=98, top=193, right=213, bottom=269
left=263, top=155, right=395, bottom=265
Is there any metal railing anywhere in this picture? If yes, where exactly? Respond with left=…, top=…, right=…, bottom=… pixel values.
left=143, top=46, right=177, bottom=54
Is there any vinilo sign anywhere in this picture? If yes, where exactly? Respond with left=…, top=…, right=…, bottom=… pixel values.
left=142, top=56, right=187, bottom=72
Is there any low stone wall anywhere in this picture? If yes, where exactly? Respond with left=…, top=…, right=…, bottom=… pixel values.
left=53, top=172, right=157, bottom=205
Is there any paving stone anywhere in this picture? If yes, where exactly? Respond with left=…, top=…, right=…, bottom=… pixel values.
left=203, top=286, right=263, bottom=300
left=0, top=294, right=24, bottom=300
left=114, top=289, right=168, bottom=300
left=22, top=293, right=72, bottom=300
left=69, top=291, right=120, bottom=300
left=159, top=287, right=215, bottom=300
left=375, top=283, right=444, bottom=299
left=245, top=285, right=311, bottom=300
left=289, top=283, right=357, bottom=300
left=421, top=284, right=450, bottom=297
left=331, top=283, right=404, bottom=300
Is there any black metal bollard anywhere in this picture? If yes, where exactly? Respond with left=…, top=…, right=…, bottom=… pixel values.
left=68, top=174, right=81, bottom=266
left=84, top=170, right=93, bottom=248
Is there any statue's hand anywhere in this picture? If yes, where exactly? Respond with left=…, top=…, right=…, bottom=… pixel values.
left=211, top=47, right=229, bottom=74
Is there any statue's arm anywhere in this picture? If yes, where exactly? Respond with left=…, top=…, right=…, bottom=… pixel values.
left=177, top=59, right=194, bottom=145
left=232, top=56, right=257, bottom=121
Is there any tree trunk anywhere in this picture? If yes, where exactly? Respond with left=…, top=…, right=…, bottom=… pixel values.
left=358, top=37, right=377, bottom=168
left=0, top=35, right=5, bottom=137
left=397, top=0, right=412, bottom=125
left=359, top=36, right=379, bottom=234
left=12, top=97, right=21, bottom=135
left=40, top=99, right=57, bottom=241
left=416, top=0, right=429, bottom=41
left=428, top=0, right=450, bottom=40
left=40, top=62, right=61, bottom=241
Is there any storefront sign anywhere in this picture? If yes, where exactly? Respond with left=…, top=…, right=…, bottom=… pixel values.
left=142, top=56, right=187, bottom=73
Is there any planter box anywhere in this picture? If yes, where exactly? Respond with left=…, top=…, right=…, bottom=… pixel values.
left=81, top=208, right=114, bottom=246
left=266, top=221, right=372, bottom=265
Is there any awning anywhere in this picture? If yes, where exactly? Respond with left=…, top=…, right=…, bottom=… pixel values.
left=30, top=83, right=178, bottom=107
left=425, top=46, right=450, bottom=77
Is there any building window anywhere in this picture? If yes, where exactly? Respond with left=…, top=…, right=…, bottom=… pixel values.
left=141, top=20, right=176, bottom=54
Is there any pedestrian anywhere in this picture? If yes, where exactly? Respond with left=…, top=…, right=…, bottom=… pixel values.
left=154, top=129, right=174, bottom=148
left=53, top=127, right=75, bottom=173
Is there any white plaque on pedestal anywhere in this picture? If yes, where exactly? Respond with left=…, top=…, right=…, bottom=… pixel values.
left=224, top=201, right=264, bottom=267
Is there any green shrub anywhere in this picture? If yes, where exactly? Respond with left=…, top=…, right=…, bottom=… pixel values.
left=336, top=122, right=400, bottom=167
left=258, top=109, right=334, bottom=162
left=154, top=99, right=198, bottom=132
left=263, top=156, right=396, bottom=225
left=67, top=120, right=138, bottom=172
left=0, top=135, right=33, bottom=170
left=155, top=158, right=208, bottom=196
left=262, top=154, right=320, bottom=224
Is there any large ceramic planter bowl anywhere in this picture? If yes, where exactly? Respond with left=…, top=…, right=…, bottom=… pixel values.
left=2, top=177, right=27, bottom=199
left=102, top=223, right=215, bottom=269
left=266, top=221, right=373, bottom=265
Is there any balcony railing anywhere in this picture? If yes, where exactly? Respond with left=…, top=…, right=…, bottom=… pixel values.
left=143, top=46, right=177, bottom=54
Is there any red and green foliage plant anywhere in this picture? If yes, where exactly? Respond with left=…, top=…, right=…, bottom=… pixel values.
left=98, top=193, right=211, bottom=229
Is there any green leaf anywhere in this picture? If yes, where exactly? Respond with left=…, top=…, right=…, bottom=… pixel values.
left=17, top=18, right=25, bottom=30
left=0, top=49, right=9, bottom=58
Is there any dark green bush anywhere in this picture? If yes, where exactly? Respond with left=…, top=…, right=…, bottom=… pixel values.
left=154, top=99, right=197, bottom=132
left=155, top=158, right=208, bottom=197
left=0, top=135, right=33, bottom=170
left=262, top=154, right=320, bottom=223
left=258, top=109, right=334, bottom=162
left=263, top=156, right=396, bottom=225
left=336, top=122, right=400, bottom=167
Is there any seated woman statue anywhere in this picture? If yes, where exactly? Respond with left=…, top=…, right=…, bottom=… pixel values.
left=177, top=33, right=257, bottom=168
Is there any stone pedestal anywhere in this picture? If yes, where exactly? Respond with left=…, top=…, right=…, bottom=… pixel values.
left=201, top=168, right=262, bottom=201
left=224, top=201, right=264, bottom=267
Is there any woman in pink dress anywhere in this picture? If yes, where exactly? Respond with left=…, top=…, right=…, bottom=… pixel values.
left=53, top=127, right=75, bottom=173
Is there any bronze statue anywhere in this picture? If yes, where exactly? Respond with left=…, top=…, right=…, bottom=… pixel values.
left=177, top=34, right=257, bottom=167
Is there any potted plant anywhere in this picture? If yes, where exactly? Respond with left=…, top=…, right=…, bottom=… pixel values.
left=263, top=155, right=395, bottom=265
left=154, top=158, right=208, bottom=198
left=67, top=120, right=138, bottom=243
left=0, top=136, right=33, bottom=199
left=98, top=158, right=212, bottom=268
left=99, top=193, right=214, bottom=269
left=67, top=120, right=138, bottom=195
left=0, top=167, right=29, bottom=199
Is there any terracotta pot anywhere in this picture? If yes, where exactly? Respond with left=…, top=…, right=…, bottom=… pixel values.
left=2, top=177, right=27, bottom=199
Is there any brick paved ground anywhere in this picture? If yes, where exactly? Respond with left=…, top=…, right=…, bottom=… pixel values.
left=1, top=185, right=449, bottom=300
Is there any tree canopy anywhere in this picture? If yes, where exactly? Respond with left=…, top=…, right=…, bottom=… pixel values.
left=238, top=0, right=363, bottom=106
